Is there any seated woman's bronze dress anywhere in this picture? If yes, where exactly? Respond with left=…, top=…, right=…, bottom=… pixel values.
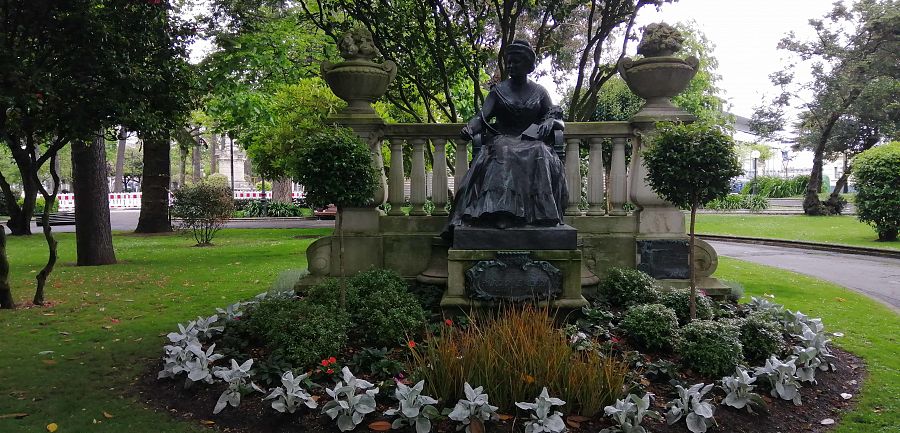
left=446, top=42, right=568, bottom=238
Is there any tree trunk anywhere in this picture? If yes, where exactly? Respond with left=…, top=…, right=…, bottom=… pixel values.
left=802, top=145, right=827, bottom=215
left=135, top=133, right=173, bottom=233
left=178, top=146, right=187, bottom=188
left=192, top=142, right=203, bottom=184
left=824, top=172, right=851, bottom=213
left=72, top=132, right=117, bottom=266
left=114, top=127, right=127, bottom=193
left=272, top=178, right=292, bottom=203
left=2, top=169, right=37, bottom=236
left=209, top=134, right=218, bottom=175
left=0, top=227, right=14, bottom=309
left=33, top=155, right=61, bottom=306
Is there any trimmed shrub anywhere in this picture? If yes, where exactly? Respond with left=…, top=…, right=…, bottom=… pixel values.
left=18, top=195, right=59, bottom=214
left=704, top=194, right=768, bottom=212
left=242, top=199, right=306, bottom=217
left=853, top=141, right=900, bottom=241
left=621, top=304, right=679, bottom=352
left=659, top=288, right=715, bottom=324
left=247, top=297, right=349, bottom=368
left=599, top=267, right=661, bottom=307
left=305, top=269, right=427, bottom=347
left=737, top=313, right=786, bottom=364
left=171, top=183, right=235, bottom=245
left=678, top=320, right=743, bottom=377
left=204, top=173, right=230, bottom=189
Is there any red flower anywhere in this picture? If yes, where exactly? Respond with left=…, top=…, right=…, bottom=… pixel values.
left=610, top=337, right=621, bottom=343
left=326, top=368, right=334, bottom=374
left=444, top=319, right=454, bottom=327
left=320, top=359, right=329, bottom=367
left=328, top=356, right=337, bottom=364
left=407, top=340, right=417, bottom=349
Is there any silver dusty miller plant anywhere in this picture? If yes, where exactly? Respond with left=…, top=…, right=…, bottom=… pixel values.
left=213, top=358, right=263, bottom=414
left=719, top=367, right=764, bottom=414
left=665, top=383, right=716, bottom=433
left=515, top=387, right=567, bottom=433
left=265, top=371, right=318, bottom=414
left=601, top=393, right=661, bottom=433
left=322, top=367, right=380, bottom=432
left=384, top=380, right=440, bottom=433
left=448, top=382, right=499, bottom=433
left=754, top=355, right=803, bottom=405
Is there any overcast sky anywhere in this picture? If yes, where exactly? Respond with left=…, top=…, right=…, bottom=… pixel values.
left=631, top=0, right=840, bottom=119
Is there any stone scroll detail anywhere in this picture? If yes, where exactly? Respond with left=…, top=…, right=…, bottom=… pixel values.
left=465, top=251, right=562, bottom=302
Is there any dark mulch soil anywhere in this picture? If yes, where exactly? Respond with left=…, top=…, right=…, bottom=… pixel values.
left=132, top=347, right=865, bottom=433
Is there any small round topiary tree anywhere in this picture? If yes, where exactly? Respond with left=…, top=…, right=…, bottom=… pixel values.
left=852, top=141, right=900, bottom=241
left=643, top=122, right=743, bottom=320
left=621, top=303, right=679, bottom=352
left=598, top=267, right=661, bottom=307
left=290, top=127, right=379, bottom=307
left=678, top=319, right=743, bottom=377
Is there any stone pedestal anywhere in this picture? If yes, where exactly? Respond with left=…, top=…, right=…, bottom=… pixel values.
left=441, top=225, right=587, bottom=311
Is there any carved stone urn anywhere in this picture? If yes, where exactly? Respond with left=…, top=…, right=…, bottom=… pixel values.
left=618, top=23, right=698, bottom=122
left=322, top=27, right=397, bottom=118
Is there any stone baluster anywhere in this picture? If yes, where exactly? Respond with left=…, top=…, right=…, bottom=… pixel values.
left=387, top=138, right=406, bottom=216
left=586, top=137, right=606, bottom=216
left=431, top=139, right=449, bottom=216
left=454, top=139, right=468, bottom=194
left=409, top=138, right=428, bottom=216
left=565, top=138, right=582, bottom=216
left=608, top=136, right=628, bottom=216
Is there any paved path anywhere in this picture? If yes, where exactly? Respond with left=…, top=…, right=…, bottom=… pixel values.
left=710, top=240, right=900, bottom=312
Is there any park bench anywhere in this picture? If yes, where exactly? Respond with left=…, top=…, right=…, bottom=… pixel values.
left=34, top=212, right=76, bottom=226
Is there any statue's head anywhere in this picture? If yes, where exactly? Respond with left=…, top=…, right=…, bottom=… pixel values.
left=504, top=39, right=536, bottom=77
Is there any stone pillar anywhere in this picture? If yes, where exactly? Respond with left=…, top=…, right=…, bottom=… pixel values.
left=431, top=139, right=449, bottom=216
left=409, top=138, right=428, bottom=216
left=388, top=138, right=406, bottom=216
left=586, top=137, right=606, bottom=216
left=564, top=138, right=582, bottom=216
left=454, top=139, right=468, bottom=194
left=608, top=137, right=628, bottom=216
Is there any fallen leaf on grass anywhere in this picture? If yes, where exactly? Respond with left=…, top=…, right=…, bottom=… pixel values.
left=468, top=419, right=485, bottom=433
left=835, top=297, right=847, bottom=302
left=367, top=421, right=392, bottom=431
left=497, top=414, right=514, bottom=421
left=565, top=419, right=581, bottom=429
left=200, top=420, right=216, bottom=426
left=0, top=413, right=28, bottom=419
left=42, top=360, right=57, bottom=366
left=47, top=423, right=58, bottom=432
left=102, top=411, right=113, bottom=419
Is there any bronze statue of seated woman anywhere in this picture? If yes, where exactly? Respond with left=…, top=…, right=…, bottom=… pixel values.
left=444, top=39, right=568, bottom=239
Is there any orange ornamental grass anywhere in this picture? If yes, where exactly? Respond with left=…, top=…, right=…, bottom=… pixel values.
left=407, top=305, right=628, bottom=416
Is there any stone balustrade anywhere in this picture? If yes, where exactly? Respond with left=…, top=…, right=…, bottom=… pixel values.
left=380, top=121, right=635, bottom=217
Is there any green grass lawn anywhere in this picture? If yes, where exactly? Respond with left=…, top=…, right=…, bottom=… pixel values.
left=694, top=214, right=900, bottom=251
left=717, top=257, right=899, bottom=433
left=0, top=228, right=329, bottom=432
left=0, top=228, right=896, bottom=432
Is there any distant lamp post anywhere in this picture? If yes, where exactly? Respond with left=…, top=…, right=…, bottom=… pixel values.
left=751, top=149, right=761, bottom=195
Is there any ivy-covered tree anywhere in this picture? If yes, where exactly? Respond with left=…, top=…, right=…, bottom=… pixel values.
left=643, top=122, right=742, bottom=320
left=750, top=0, right=899, bottom=215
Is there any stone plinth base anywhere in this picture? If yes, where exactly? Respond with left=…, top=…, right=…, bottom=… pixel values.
left=441, top=249, right=587, bottom=312
left=453, top=225, right=578, bottom=250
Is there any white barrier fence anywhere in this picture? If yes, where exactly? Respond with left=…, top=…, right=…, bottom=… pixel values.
left=56, top=191, right=306, bottom=212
